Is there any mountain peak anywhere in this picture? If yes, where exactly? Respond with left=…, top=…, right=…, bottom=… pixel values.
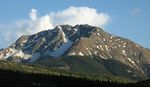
left=54, top=25, right=63, bottom=32
left=0, top=24, right=104, bottom=61
left=0, top=24, right=148, bottom=60
left=0, top=24, right=150, bottom=80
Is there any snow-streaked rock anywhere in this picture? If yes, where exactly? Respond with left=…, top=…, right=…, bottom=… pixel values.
left=78, top=52, right=84, bottom=56
left=49, top=40, right=73, bottom=57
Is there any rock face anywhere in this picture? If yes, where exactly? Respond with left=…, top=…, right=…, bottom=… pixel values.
left=0, top=24, right=150, bottom=80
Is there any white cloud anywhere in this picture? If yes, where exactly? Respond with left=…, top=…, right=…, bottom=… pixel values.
left=131, top=8, right=142, bottom=15
left=0, top=6, right=110, bottom=48
left=29, top=9, right=39, bottom=21
left=50, top=6, right=109, bottom=27
left=26, top=8, right=53, bottom=34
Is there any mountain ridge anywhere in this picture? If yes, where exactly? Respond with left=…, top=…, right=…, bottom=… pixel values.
left=0, top=24, right=150, bottom=81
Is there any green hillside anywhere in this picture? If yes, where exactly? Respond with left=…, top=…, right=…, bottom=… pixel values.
left=1, top=60, right=150, bottom=87
left=33, top=56, right=146, bottom=81
left=0, top=60, right=133, bottom=83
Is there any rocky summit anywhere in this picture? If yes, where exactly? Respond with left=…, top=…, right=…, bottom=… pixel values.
left=0, top=24, right=150, bottom=81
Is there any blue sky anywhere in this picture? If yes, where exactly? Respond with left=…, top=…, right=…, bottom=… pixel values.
left=0, top=0, right=150, bottom=48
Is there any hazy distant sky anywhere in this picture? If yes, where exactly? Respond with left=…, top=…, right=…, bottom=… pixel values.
left=0, top=0, right=150, bottom=48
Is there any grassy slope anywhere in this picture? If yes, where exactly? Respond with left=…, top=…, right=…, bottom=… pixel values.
left=34, top=56, right=147, bottom=81
left=0, top=60, right=150, bottom=87
left=0, top=60, right=133, bottom=83
left=62, top=56, right=112, bottom=74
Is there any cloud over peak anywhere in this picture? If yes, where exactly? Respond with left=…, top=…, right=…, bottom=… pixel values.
left=27, top=6, right=110, bottom=34
left=0, top=6, right=110, bottom=48
left=50, top=6, right=109, bottom=27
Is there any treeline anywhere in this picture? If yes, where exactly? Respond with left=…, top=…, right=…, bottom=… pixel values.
left=0, top=69, right=149, bottom=87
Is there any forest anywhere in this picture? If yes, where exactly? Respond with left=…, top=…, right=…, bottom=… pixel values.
left=0, top=69, right=149, bottom=87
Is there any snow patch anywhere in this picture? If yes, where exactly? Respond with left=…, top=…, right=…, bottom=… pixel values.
left=23, top=54, right=32, bottom=60
left=86, top=48, right=89, bottom=50
left=49, top=40, right=73, bottom=57
left=61, top=29, right=68, bottom=42
left=22, top=40, right=28, bottom=43
left=94, top=51, right=98, bottom=54
left=97, top=33, right=100, bottom=36
left=119, top=44, right=121, bottom=47
left=127, top=57, right=135, bottom=64
left=122, top=45, right=126, bottom=48
left=103, top=38, right=106, bottom=41
left=0, top=47, right=34, bottom=61
left=99, top=55, right=107, bottom=59
left=136, top=45, right=140, bottom=47
left=49, top=27, right=67, bottom=46
left=74, top=28, right=77, bottom=32
left=127, top=70, right=132, bottom=73
left=121, top=50, right=127, bottom=56
left=69, top=52, right=76, bottom=56
left=96, top=46, right=100, bottom=50
left=44, top=45, right=48, bottom=49
left=121, top=41, right=124, bottom=43
left=57, top=25, right=62, bottom=29
left=105, top=45, right=109, bottom=52
left=78, top=52, right=84, bottom=56
left=13, top=50, right=24, bottom=58
left=100, top=45, right=104, bottom=51
left=2, top=48, right=17, bottom=59
left=108, top=55, right=112, bottom=58
left=88, top=51, right=92, bottom=56
left=110, top=35, right=114, bottom=39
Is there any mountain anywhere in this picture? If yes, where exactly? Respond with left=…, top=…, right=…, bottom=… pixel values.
left=0, top=24, right=150, bottom=81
